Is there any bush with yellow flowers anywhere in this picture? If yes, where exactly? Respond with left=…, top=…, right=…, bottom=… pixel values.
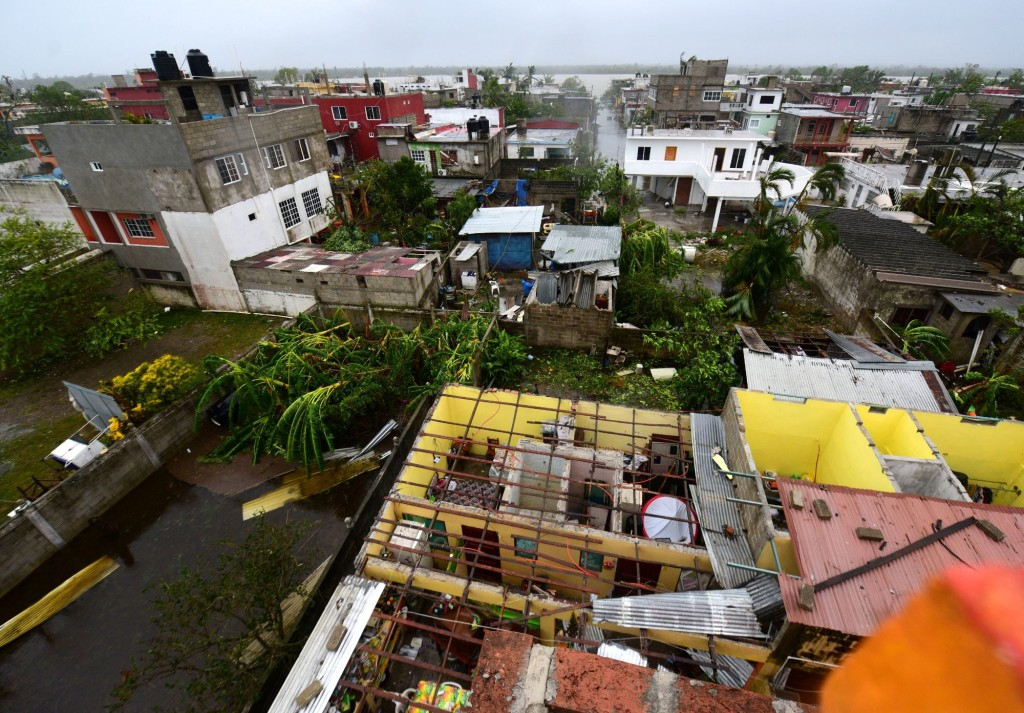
left=103, top=354, right=201, bottom=424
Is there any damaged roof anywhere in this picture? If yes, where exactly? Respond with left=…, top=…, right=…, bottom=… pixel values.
left=541, top=225, right=622, bottom=264
left=234, top=245, right=438, bottom=278
left=777, top=480, right=1024, bottom=638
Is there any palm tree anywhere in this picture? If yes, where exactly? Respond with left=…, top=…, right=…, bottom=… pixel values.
left=955, top=372, right=1021, bottom=417
left=895, top=319, right=950, bottom=361
left=526, top=65, right=536, bottom=86
left=501, top=63, right=517, bottom=82
left=542, top=74, right=555, bottom=85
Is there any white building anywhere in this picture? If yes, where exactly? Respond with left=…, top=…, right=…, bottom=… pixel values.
left=623, top=127, right=812, bottom=231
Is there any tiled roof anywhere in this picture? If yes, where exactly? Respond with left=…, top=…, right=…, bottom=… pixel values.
left=777, top=480, right=1024, bottom=637
left=234, top=245, right=436, bottom=278
left=805, top=207, right=990, bottom=284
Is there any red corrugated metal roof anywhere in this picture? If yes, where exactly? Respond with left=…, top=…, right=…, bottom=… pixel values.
left=777, top=480, right=1024, bottom=637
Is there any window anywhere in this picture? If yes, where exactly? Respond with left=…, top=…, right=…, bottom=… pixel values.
left=579, top=551, right=604, bottom=572
left=890, top=306, right=931, bottom=327
left=939, top=303, right=955, bottom=320
left=263, top=144, right=286, bottom=169
left=331, top=105, right=348, bottom=121
left=636, top=146, right=651, bottom=161
left=137, top=268, right=184, bottom=282
left=215, top=155, right=242, bottom=184
left=90, top=162, right=103, bottom=172
left=279, top=197, right=301, bottom=228
left=122, top=216, right=155, bottom=238
left=410, top=149, right=427, bottom=162
left=759, top=94, right=775, bottom=104
left=807, top=121, right=817, bottom=134
left=664, top=146, right=677, bottom=161
left=748, top=118, right=760, bottom=129
left=513, top=537, right=538, bottom=560
left=703, top=90, right=722, bottom=102
left=301, top=188, right=323, bottom=216
left=294, top=138, right=311, bottom=162
left=365, top=106, right=381, bottom=121
left=729, top=148, right=747, bottom=169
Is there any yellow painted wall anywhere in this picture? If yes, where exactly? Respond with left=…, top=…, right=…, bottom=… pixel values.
left=736, top=392, right=892, bottom=491
left=914, top=412, right=1024, bottom=508
left=755, top=536, right=799, bottom=575
left=856, top=407, right=935, bottom=460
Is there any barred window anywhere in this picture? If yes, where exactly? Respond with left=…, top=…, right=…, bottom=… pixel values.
left=263, top=143, right=287, bottom=169
left=301, top=189, right=323, bottom=217
left=215, top=155, right=240, bottom=184
left=279, top=198, right=301, bottom=228
left=122, top=217, right=155, bottom=237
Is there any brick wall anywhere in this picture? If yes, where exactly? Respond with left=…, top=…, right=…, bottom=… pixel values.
left=0, top=393, right=200, bottom=598
left=524, top=303, right=614, bottom=350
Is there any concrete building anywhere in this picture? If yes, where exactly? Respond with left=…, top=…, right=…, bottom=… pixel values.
left=645, top=57, right=730, bottom=128
left=232, top=244, right=441, bottom=316
left=505, top=127, right=578, bottom=159
left=104, top=68, right=168, bottom=120
left=623, top=126, right=812, bottom=230
left=737, top=86, right=784, bottom=136
left=811, top=91, right=872, bottom=115
left=798, top=207, right=997, bottom=337
left=43, top=50, right=332, bottom=310
left=376, top=119, right=504, bottom=179
left=775, top=105, right=855, bottom=166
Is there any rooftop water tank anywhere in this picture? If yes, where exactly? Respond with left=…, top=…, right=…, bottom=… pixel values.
left=372, top=79, right=385, bottom=96
left=186, top=49, right=214, bottom=78
left=466, top=117, right=479, bottom=140
left=477, top=115, right=489, bottom=138
left=151, top=51, right=182, bottom=81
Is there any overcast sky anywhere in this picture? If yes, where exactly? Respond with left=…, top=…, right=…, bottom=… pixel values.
left=7, top=0, right=1021, bottom=79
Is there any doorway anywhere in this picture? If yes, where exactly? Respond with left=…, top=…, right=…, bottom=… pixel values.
left=713, top=147, right=726, bottom=171
left=612, top=558, right=662, bottom=597
left=461, top=526, right=503, bottom=584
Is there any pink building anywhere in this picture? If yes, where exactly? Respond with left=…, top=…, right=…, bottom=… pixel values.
left=812, top=92, right=870, bottom=116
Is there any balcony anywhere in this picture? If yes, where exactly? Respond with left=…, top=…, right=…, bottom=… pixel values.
left=720, top=102, right=747, bottom=112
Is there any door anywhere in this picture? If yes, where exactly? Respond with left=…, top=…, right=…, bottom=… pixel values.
left=664, top=146, right=677, bottom=161
left=461, top=526, right=502, bottom=584
left=674, top=177, right=693, bottom=205
left=713, top=147, right=726, bottom=171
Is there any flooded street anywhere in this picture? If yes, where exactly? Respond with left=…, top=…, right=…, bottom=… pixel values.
left=595, top=106, right=626, bottom=166
left=0, top=431, right=369, bottom=712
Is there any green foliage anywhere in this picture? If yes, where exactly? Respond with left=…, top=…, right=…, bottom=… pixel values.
left=446, top=190, right=478, bottom=234
left=641, top=285, right=740, bottom=410
left=322, top=224, right=370, bottom=252
left=482, top=329, right=528, bottom=388
left=560, top=76, right=587, bottom=94
left=527, top=350, right=680, bottom=412
left=84, top=291, right=163, bottom=358
left=995, top=118, right=1024, bottom=144
left=110, top=516, right=318, bottom=713
left=197, top=314, right=507, bottom=469
left=956, top=371, right=1022, bottom=417
left=615, top=267, right=685, bottom=327
left=0, top=212, right=114, bottom=373
left=620, top=219, right=685, bottom=278
left=895, top=319, right=950, bottom=361
left=273, top=67, right=300, bottom=84
left=355, top=157, right=436, bottom=239
left=103, top=354, right=201, bottom=423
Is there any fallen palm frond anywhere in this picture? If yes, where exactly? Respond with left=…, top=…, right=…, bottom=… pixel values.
left=0, top=556, right=119, bottom=648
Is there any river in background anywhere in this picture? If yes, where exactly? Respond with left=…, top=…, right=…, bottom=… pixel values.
left=0, top=435, right=368, bottom=713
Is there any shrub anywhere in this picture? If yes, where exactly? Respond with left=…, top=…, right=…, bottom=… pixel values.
left=104, top=354, right=201, bottom=423
left=84, top=291, right=163, bottom=357
left=322, top=224, right=370, bottom=253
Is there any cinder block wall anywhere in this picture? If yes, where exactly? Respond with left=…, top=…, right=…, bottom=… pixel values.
left=0, top=393, right=199, bottom=598
left=524, top=303, right=614, bottom=351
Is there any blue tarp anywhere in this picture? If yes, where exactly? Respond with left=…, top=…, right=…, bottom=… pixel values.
left=515, top=179, right=528, bottom=206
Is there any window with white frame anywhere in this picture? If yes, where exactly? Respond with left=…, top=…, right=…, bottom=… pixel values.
left=294, top=138, right=311, bottom=162
left=122, top=216, right=155, bottom=237
left=748, top=118, right=760, bottom=129
left=215, top=155, right=242, bottom=184
left=849, top=99, right=859, bottom=108
left=410, top=149, right=427, bottom=162
left=703, top=90, right=722, bottom=102
left=365, top=106, right=381, bottom=121
left=279, top=197, right=301, bottom=228
left=301, top=188, right=323, bottom=216
left=90, top=162, right=103, bottom=172
left=331, top=105, right=348, bottom=121
left=636, top=146, right=651, bottom=161
left=263, top=144, right=287, bottom=170
left=729, top=148, right=747, bottom=169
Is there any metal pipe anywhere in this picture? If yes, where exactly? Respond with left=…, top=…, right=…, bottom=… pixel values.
left=726, top=562, right=779, bottom=576
left=726, top=496, right=765, bottom=507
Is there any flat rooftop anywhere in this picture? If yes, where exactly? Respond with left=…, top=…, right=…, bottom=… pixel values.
left=234, top=245, right=438, bottom=278
left=506, top=128, right=579, bottom=146
left=630, top=128, right=765, bottom=140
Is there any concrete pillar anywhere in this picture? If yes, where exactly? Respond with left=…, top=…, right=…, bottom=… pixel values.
left=711, top=197, right=724, bottom=233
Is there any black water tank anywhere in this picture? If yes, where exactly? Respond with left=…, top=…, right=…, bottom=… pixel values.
left=372, top=79, right=385, bottom=96
left=186, top=49, right=214, bottom=78
left=466, top=117, right=479, bottom=139
left=478, top=115, right=489, bottom=138
left=151, top=51, right=181, bottom=81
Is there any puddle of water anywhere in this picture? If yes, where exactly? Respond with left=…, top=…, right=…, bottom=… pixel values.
left=0, top=446, right=368, bottom=712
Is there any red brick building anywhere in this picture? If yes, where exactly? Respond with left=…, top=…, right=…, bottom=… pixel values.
left=104, top=69, right=170, bottom=120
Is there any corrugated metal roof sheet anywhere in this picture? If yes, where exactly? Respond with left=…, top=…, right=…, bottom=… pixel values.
left=744, top=574, right=785, bottom=623
left=690, top=414, right=756, bottom=589
left=597, top=642, right=648, bottom=667
left=940, top=291, right=1024, bottom=318
left=269, top=575, right=386, bottom=713
left=458, top=206, right=544, bottom=235
left=684, top=649, right=755, bottom=689
left=777, top=480, right=1024, bottom=638
left=592, top=589, right=767, bottom=638
left=536, top=273, right=558, bottom=305
left=541, top=225, right=622, bottom=264
left=742, top=349, right=957, bottom=413
left=735, top=325, right=772, bottom=353
left=823, top=330, right=905, bottom=363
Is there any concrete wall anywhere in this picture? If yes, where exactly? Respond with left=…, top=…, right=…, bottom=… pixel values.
left=524, top=303, right=614, bottom=350
left=0, top=179, right=78, bottom=229
left=648, top=61, right=728, bottom=126
left=0, top=157, right=43, bottom=179
left=0, top=392, right=200, bottom=598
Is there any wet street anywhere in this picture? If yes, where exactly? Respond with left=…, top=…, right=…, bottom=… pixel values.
left=595, top=106, right=626, bottom=165
left=0, top=427, right=369, bottom=712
